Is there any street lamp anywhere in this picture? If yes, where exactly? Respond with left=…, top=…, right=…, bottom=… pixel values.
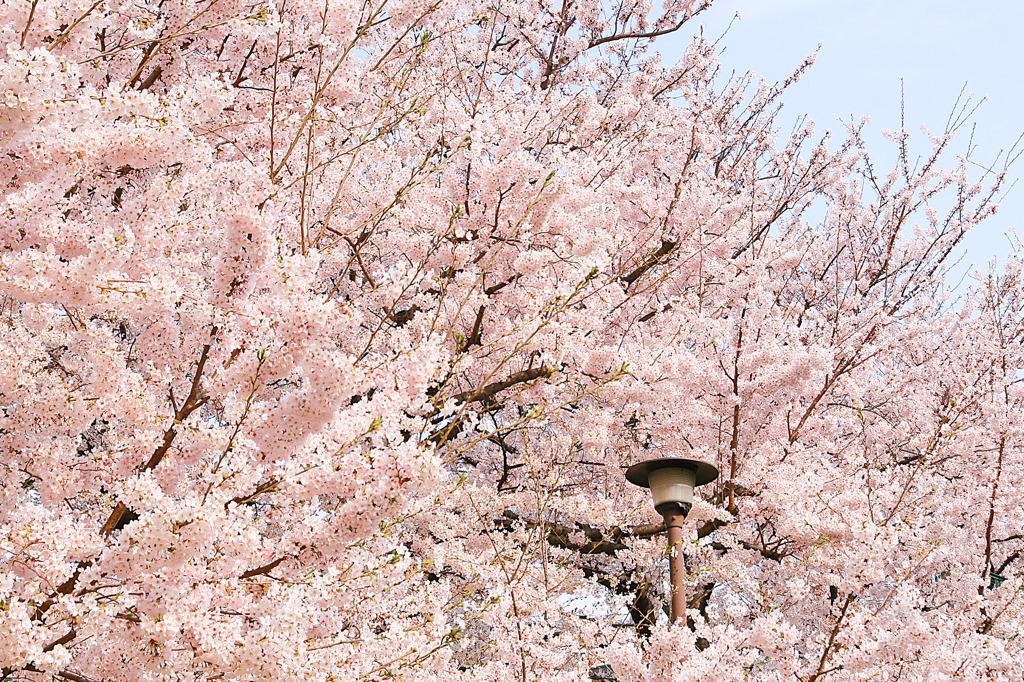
left=625, top=458, right=718, bottom=625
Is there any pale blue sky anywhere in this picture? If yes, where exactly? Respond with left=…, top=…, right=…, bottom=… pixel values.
left=658, top=0, right=1023, bottom=279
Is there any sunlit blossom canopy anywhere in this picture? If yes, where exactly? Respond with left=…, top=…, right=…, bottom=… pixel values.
left=0, top=0, right=1021, bottom=679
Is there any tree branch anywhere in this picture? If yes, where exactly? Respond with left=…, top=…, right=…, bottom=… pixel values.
left=621, top=239, right=677, bottom=286
left=451, top=365, right=554, bottom=405
left=587, top=1, right=710, bottom=49
left=240, top=556, right=289, bottom=579
left=101, top=344, right=211, bottom=537
left=807, top=593, right=854, bottom=682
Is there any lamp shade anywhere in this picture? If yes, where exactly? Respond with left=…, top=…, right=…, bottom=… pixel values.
left=625, top=458, right=719, bottom=513
left=648, top=466, right=696, bottom=507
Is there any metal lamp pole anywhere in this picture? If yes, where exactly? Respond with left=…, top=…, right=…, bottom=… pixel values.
left=625, top=458, right=719, bottom=624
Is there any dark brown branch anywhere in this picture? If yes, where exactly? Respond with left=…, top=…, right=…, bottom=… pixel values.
left=343, top=236, right=376, bottom=287
left=687, top=582, right=715, bottom=650
left=807, top=594, right=854, bottom=682
left=697, top=518, right=728, bottom=539
left=1, top=631, right=84, bottom=681
left=539, top=0, right=575, bottom=90
left=44, top=628, right=77, bottom=651
left=240, top=556, right=288, bottom=579
left=484, top=274, right=519, bottom=295
left=101, top=344, right=211, bottom=537
left=98, top=501, right=132, bottom=538
left=387, top=305, right=421, bottom=327
left=233, top=39, right=259, bottom=86
left=587, top=1, right=710, bottom=49
left=55, top=670, right=99, bottom=682
left=229, top=478, right=281, bottom=508
left=4, top=665, right=100, bottom=682
left=33, top=563, right=88, bottom=620
left=627, top=575, right=659, bottom=636
left=710, top=538, right=789, bottom=563
left=429, top=367, right=554, bottom=448
left=994, top=534, right=1024, bottom=543
left=621, top=239, right=677, bottom=286
left=491, top=432, right=521, bottom=492
left=20, top=0, right=38, bottom=47
left=499, top=511, right=698, bottom=557
left=137, top=65, right=162, bottom=91
left=495, top=510, right=732, bottom=562
left=452, top=365, right=554, bottom=405
left=500, top=510, right=627, bottom=556
left=996, top=551, right=1020, bottom=576
left=459, top=305, right=486, bottom=352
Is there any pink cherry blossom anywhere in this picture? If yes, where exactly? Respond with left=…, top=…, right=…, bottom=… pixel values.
left=0, top=0, right=1021, bottom=680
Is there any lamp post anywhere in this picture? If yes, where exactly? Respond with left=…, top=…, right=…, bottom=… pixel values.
left=625, top=458, right=718, bottom=624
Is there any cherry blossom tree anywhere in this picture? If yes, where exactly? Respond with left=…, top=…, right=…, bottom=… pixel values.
left=1, top=0, right=1022, bottom=679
